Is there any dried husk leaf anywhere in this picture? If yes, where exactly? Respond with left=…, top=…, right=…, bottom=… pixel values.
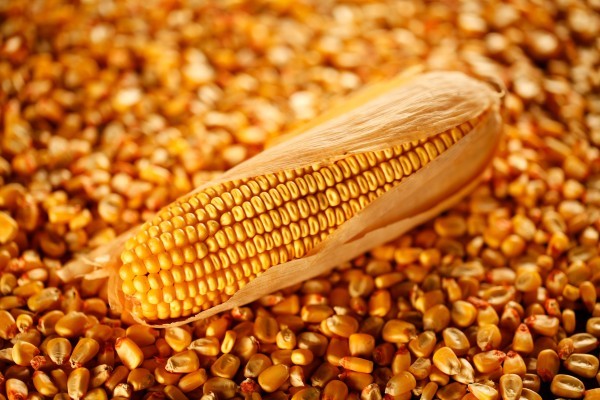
left=59, top=71, right=502, bottom=327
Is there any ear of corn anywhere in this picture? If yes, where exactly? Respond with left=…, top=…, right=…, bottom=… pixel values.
left=61, top=71, right=502, bottom=325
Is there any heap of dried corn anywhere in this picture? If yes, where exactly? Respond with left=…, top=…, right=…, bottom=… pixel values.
left=1, top=0, right=600, bottom=400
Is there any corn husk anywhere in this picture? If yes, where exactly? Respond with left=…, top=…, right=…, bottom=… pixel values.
left=59, top=70, right=503, bottom=327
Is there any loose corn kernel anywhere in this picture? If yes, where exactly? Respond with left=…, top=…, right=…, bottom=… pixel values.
left=409, top=331, right=437, bottom=358
left=503, top=351, right=526, bottom=376
left=70, top=338, right=100, bottom=368
left=125, top=325, right=159, bottom=347
left=382, top=320, right=416, bottom=343
left=276, top=328, right=297, bottom=350
left=499, top=374, right=522, bottom=400
left=188, top=337, right=220, bottom=356
left=55, top=311, right=89, bottom=338
left=512, top=324, right=534, bottom=354
left=339, top=356, right=374, bottom=373
left=473, top=351, right=506, bottom=374
left=536, top=349, right=560, bottom=382
left=127, top=368, right=155, bottom=391
left=326, top=315, right=359, bottom=338
left=565, top=354, right=600, bottom=379
left=422, top=304, right=450, bottom=332
left=6, top=379, right=28, bottom=400
left=11, top=340, right=39, bottom=366
left=210, top=354, right=241, bottom=378
left=550, top=374, right=585, bottom=399
left=258, top=364, right=289, bottom=393
left=348, top=333, right=375, bottom=357
left=291, top=387, right=320, bottom=400
left=432, top=346, right=461, bottom=375
left=32, top=371, right=59, bottom=397
left=409, top=357, right=432, bottom=380
left=90, top=365, right=112, bottom=389
left=468, top=383, right=498, bottom=400
left=164, top=385, right=188, bottom=400
left=442, top=328, right=470, bottom=356
left=322, top=380, right=349, bottom=400
left=452, top=359, right=474, bottom=385
left=178, top=369, right=207, bottom=393
left=340, top=370, right=374, bottom=391
left=291, top=349, right=313, bottom=365
left=68, top=368, right=90, bottom=400
left=421, top=382, right=438, bottom=400
left=165, top=350, right=200, bottom=374
left=244, top=354, right=273, bottom=378
left=571, top=333, right=600, bottom=353
left=385, top=371, right=416, bottom=396
left=115, top=337, right=143, bottom=370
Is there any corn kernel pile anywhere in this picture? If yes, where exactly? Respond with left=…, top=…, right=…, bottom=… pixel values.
left=1, top=1, right=600, bottom=400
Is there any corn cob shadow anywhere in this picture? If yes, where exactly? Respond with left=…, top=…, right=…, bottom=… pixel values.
left=60, top=71, right=503, bottom=327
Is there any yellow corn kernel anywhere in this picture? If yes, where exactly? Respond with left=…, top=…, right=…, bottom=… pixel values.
left=391, top=344, right=411, bottom=375
left=571, top=333, right=599, bottom=353
left=326, top=315, right=359, bottom=338
left=325, top=337, right=349, bottom=366
left=322, top=380, right=349, bottom=400
left=512, top=323, right=534, bottom=354
left=503, top=351, right=526, bottom=376
left=154, top=365, right=182, bottom=386
left=82, top=388, right=108, bottom=400
left=6, top=379, right=28, bottom=400
left=163, top=385, right=188, bottom=400
left=166, top=350, right=200, bottom=374
left=203, top=377, right=237, bottom=399
left=125, top=325, right=159, bottom=347
left=90, top=364, right=112, bottom=388
left=564, top=353, right=599, bottom=379
left=409, top=357, right=432, bottom=380
left=258, top=364, right=290, bottom=393
left=499, top=374, right=522, bottom=400
left=276, top=328, right=297, bottom=350
left=422, top=304, right=450, bottom=332
left=468, top=383, right=498, bottom=400
left=421, top=382, right=438, bottom=400
left=115, top=337, right=143, bottom=370
left=476, top=325, right=501, bottom=351
left=67, top=367, right=90, bottom=400
left=54, top=311, right=89, bottom=338
left=188, top=337, right=220, bottom=356
left=104, top=365, right=129, bottom=392
left=442, top=328, right=470, bottom=356
left=382, top=320, right=417, bottom=343
left=70, top=338, right=99, bottom=368
left=11, top=340, right=39, bottom=366
left=32, top=371, right=59, bottom=397
left=432, top=346, right=461, bottom=375
left=244, top=354, right=273, bottom=378
left=210, top=354, right=241, bottom=378
left=537, top=349, right=560, bottom=382
left=127, top=368, right=155, bottom=391
left=385, top=371, right=416, bottom=396
left=164, top=327, right=192, bottom=353
left=409, top=331, right=437, bottom=358
left=452, top=359, right=474, bottom=385
left=348, top=333, right=375, bottom=357
left=178, top=369, right=207, bottom=393
left=339, top=356, right=373, bottom=374
left=550, top=374, right=585, bottom=398
left=291, top=349, right=314, bottom=366
left=473, top=351, right=506, bottom=374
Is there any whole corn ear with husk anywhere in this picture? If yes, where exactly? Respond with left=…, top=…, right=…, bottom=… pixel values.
left=59, top=71, right=503, bottom=327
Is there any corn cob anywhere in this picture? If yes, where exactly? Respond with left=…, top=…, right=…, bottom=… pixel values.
left=60, top=71, right=502, bottom=325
